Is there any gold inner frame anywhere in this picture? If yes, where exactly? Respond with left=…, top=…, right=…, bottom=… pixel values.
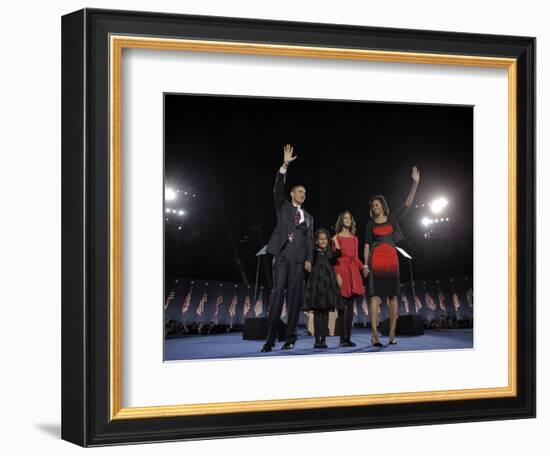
left=109, top=35, right=517, bottom=420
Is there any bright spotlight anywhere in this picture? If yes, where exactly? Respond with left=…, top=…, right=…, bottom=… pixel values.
left=172, top=209, right=177, bottom=214
left=165, top=208, right=171, bottom=213
left=421, top=217, right=432, bottom=226
left=178, top=210, right=185, bottom=216
left=431, top=197, right=448, bottom=214
left=165, top=188, right=177, bottom=201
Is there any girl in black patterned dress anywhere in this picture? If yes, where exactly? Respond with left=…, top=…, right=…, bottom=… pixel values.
left=303, top=229, right=342, bottom=348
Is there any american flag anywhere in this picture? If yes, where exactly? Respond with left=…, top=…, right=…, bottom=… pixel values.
left=414, top=295, right=423, bottom=313
left=425, top=291, right=437, bottom=311
left=243, top=294, right=251, bottom=317
left=361, top=295, right=369, bottom=316
left=401, top=294, right=410, bottom=314
left=466, top=288, right=473, bottom=308
left=438, top=291, right=447, bottom=311
left=228, top=292, right=238, bottom=318
left=452, top=292, right=461, bottom=311
left=214, top=287, right=223, bottom=320
left=196, top=288, right=208, bottom=317
left=165, top=289, right=175, bottom=310
left=254, top=290, right=264, bottom=317
left=181, top=285, right=193, bottom=315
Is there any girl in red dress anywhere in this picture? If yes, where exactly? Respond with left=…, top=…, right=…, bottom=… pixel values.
left=332, top=210, right=365, bottom=347
left=363, top=166, right=420, bottom=346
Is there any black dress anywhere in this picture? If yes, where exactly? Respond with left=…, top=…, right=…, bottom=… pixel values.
left=303, top=248, right=342, bottom=311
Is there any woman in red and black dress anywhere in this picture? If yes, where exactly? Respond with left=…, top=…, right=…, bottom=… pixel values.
left=364, top=166, right=420, bottom=346
left=333, top=210, right=365, bottom=347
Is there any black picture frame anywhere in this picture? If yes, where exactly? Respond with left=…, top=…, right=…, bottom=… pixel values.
left=62, top=7, right=535, bottom=447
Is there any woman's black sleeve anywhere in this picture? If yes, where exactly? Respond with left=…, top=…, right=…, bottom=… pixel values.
left=365, top=221, right=372, bottom=247
left=392, top=203, right=411, bottom=221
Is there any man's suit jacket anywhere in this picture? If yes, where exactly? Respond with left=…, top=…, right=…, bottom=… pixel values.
left=266, top=170, right=314, bottom=263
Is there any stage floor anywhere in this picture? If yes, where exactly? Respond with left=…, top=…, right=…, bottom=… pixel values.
left=164, top=328, right=473, bottom=361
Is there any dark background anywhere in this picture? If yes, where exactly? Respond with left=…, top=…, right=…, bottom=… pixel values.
left=164, top=93, right=473, bottom=288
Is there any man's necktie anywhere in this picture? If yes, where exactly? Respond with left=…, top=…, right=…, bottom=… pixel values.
left=289, top=207, right=300, bottom=243
left=294, top=207, right=300, bottom=225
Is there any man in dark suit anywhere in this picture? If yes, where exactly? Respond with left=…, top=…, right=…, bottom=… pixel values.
left=261, top=144, right=313, bottom=352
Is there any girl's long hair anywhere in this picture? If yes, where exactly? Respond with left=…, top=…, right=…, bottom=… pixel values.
left=368, top=194, right=390, bottom=219
left=334, top=210, right=357, bottom=235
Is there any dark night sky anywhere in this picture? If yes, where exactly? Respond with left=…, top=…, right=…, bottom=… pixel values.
left=164, top=93, right=473, bottom=287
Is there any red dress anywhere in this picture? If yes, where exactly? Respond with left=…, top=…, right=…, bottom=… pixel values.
left=371, top=223, right=399, bottom=275
left=366, top=220, right=401, bottom=297
left=333, top=235, right=365, bottom=299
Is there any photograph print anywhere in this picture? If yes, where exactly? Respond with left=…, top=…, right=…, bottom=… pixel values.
left=163, top=93, right=474, bottom=361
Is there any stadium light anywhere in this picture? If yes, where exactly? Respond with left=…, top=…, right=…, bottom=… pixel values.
left=430, top=197, right=448, bottom=214
left=165, top=187, right=177, bottom=201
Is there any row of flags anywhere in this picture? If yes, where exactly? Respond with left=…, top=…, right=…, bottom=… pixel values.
left=166, top=280, right=473, bottom=321
left=165, top=282, right=272, bottom=324
left=344, top=283, right=473, bottom=317
left=400, top=284, right=473, bottom=315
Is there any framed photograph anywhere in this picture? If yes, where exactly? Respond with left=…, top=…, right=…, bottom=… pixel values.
left=61, top=8, right=536, bottom=447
